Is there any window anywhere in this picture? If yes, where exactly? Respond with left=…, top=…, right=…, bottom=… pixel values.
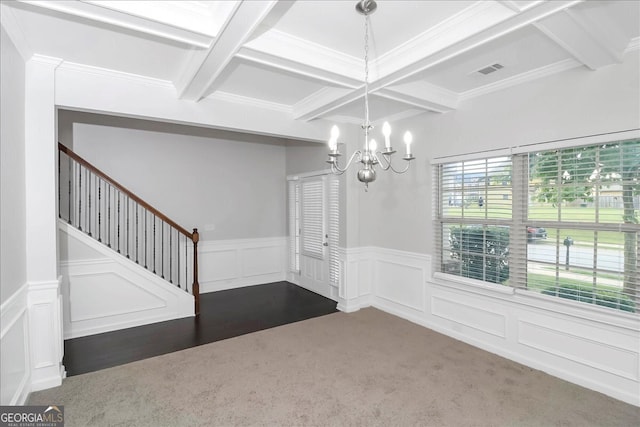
left=435, top=138, right=639, bottom=314
left=436, top=157, right=512, bottom=283
left=288, top=180, right=300, bottom=273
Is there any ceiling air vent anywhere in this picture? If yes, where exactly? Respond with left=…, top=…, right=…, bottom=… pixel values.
left=477, top=63, right=504, bottom=75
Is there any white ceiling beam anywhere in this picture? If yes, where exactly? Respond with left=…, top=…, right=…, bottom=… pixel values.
left=293, top=87, right=364, bottom=122
left=176, top=0, right=277, bottom=102
left=371, top=0, right=583, bottom=91
left=534, top=9, right=627, bottom=70
left=236, top=46, right=361, bottom=89
left=17, top=0, right=213, bottom=48
left=376, top=83, right=458, bottom=114
left=298, top=0, right=583, bottom=122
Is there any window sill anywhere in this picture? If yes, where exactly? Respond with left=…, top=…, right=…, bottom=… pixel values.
left=432, top=272, right=515, bottom=295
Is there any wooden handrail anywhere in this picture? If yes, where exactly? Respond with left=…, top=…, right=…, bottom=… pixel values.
left=59, top=143, right=193, bottom=239
left=59, top=142, right=200, bottom=315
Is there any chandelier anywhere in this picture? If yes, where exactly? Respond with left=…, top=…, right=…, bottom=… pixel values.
left=327, top=0, right=415, bottom=189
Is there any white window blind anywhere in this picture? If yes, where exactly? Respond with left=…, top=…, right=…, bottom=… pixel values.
left=288, top=180, right=300, bottom=273
left=434, top=138, right=640, bottom=315
left=328, top=177, right=340, bottom=287
left=301, top=178, right=325, bottom=259
left=520, top=139, right=639, bottom=313
left=435, top=156, right=513, bottom=283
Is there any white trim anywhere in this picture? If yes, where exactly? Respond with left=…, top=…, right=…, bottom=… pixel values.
left=0, top=283, right=31, bottom=405
left=459, top=58, right=582, bottom=101
left=57, top=61, right=175, bottom=89
left=431, top=147, right=513, bottom=164
left=197, top=237, right=287, bottom=293
left=208, top=91, right=292, bottom=114
left=432, top=129, right=640, bottom=164
left=58, top=221, right=194, bottom=339
left=337, top=246, right=640, bottom=406
left=432, top=272, right=516, bottom=295
left=286, top=169, right=332, bottom=181
left=0, top=3, right=34, bottom=62
left=625, top=36, right=640, bottom=54
left=510, top=128, right=640, bottom=154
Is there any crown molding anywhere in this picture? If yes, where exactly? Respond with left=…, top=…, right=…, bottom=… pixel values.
left=380, top=81, right=459, bottom=112
left=459, top=58, right=582, bottom=101
left=0, top=3, right=33, bottom=62
left=534, top=8, right=624, bottom=71
left=236, top=46, right=360, bottom=89
left=244, top=29, right=362, bottom=82
left=30, top=54, right=63, bottom=68
left=19, top=0, right=213, bottom=48
left=57, top=61, right=175, bottom=89
left=208, top=91, right=292, bottom=114
left=625, top=36, right=640, bottom=53
left=369, top=0, right=583, bottom=94
left=375, top=1, right=516, bottom=81
left=293, top=87, right=355, bottom=121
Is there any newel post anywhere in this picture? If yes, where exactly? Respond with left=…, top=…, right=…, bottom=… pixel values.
left=192, top=228, right=200, bottom=316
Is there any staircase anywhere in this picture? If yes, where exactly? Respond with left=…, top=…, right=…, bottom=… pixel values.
left=58, top=143, right=200, bottom=326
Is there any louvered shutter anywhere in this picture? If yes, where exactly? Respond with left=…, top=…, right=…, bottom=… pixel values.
left=328, top=177, right=340, bottom=287
left=288, top=180, right=300, bottom=272
left=301, top=177, right=325, bottom=259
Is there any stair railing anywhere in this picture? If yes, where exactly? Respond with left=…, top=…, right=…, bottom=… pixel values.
left=58, top=143, right=200, bottom=315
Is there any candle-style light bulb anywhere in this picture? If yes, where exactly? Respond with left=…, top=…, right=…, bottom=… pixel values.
left=328, top=125, right=340, bottom=150
left=382, top=121, right=391, bottom=149
left=369, top=138, right=377, bottom=153
left=404, top=131, right=413, bottom=156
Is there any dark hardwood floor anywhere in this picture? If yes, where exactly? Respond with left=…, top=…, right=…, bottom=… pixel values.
left=63, top=281, right=338, bottom=376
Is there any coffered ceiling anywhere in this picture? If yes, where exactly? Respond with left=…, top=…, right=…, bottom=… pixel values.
left=2, top=0, right=639, bottom=131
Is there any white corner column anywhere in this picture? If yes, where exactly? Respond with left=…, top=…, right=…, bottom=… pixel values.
left=25, top=55, right=65, bottom=390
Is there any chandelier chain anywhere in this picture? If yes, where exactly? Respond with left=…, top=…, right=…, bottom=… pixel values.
left=363, top=13, right=370, bottom=132
left=326, top=0, right=415, bottom=188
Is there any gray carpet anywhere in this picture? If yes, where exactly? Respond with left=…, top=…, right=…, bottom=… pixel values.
left=29, top=308, right=639, bottom=426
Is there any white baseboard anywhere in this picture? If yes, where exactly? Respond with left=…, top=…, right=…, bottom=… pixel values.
left=198, top=237, right=287, bottom=293
left=338, top=245, right=640, bottom=407
left=0, top=283, right=30, bottom=405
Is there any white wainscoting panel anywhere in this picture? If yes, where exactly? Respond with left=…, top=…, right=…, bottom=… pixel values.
left=0, top=284, right=30, bottom=405
left=198, top=237, right=286, bottom=293
left=28, top=278, right=64, bottom=392
left=336, top=246, right=640, bottom=406
left=431, top=294, right=507, bottom=338
left=59, top=222, right=194, bottom=339
left=374, top=248, right=428, bottom=314
left=336, top=247, right=373, bottom=312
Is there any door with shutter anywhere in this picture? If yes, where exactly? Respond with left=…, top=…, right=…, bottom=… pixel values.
left=298, top=175, right=332, bottom=299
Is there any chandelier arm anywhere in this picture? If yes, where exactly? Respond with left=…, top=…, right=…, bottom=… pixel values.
left=374, top=152, right=413, bottom=174
left=375, top=152, right=392, bottom=171
left=330, top=163, right=346, bottom=175
left=332, top=150, right=362, bottom=173
left=387, top=160, right=412, bottom=174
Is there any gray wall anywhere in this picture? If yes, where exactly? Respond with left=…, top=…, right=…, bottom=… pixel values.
left=285, top=141, right=327, bottom=176
left=359, top=49, right=640, bottom=254
left=59, top=112, right=288, bottom=241
left=1, top=28, right=27, bottom=304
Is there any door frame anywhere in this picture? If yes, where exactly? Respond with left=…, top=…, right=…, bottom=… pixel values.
left=286, top=169, right=338, bottom=300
